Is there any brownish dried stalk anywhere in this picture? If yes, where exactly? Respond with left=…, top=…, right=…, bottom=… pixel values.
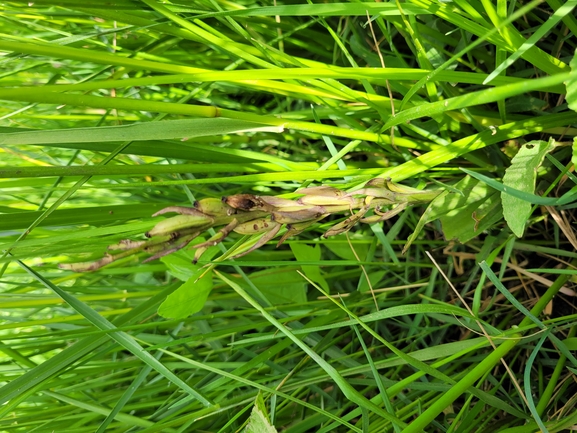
left=59, top=178, right=441, bottom=272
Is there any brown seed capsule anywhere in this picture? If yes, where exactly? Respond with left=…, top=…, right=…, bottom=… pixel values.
left=222, top=194, right=267, bottom=211
left=366, top=178, right=386, bottom=187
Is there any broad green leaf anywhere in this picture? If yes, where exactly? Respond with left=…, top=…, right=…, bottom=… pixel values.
left=254, top=392, right=269, bottom=419
left=244, top=393, right=277, bottom=433
left=567, top=49, right=577, bottom=112
left=502, top=139, right=556, bottom=237
left=358, top=270, right=386, bottom=293
left=157, top=268, right=214, bottom=319
left=290, top=243, right=329, bottom=292
left=440, top=189, right=502, bottom=243
left=562, top=337, right=577, bottom=350
left=160, top=250, right=199, bottom=281
left=504, top=95, right=547, bottom=113
left=405, top=176, right=503, bottom=251
left=158, top=243, right=221, bottom=318
left=160, top=239, right=219, bottom=281
left=324, top=238, right=369, bottom=261
left=234, top=269, right=307, bottom=304
left=243, top=406, right=278, bottom=433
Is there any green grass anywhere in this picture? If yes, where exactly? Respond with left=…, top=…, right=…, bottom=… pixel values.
left=1, top=1, right=577, bottom=432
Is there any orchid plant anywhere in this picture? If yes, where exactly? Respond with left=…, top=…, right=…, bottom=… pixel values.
left=60, top=178, right=441, bottom=272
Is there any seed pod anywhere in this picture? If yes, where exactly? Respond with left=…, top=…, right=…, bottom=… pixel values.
left=271, top=206, right=326, bottom=224
left=152, top=206, right=208, bottom=217
left=192, top=219, right=240, bottom=263
left=384, top=178, right=431, bottom=197
left=194, top=197, right=236, bottom=216
left=297, top=186, right=354, bottom=206
left=297, top=186, right=345, bottom=197
left=192, top=246, right=209, bottom=264
left=345, top=187, right=397, bottom=202
left=234, top=217, right=277, bottom=235
left=145, top=214, right=213, bottom=238
left=319, top=197, right=365, bottom=214
left=257, top=195, right=298, bottom=208
left=298, top=195, right=355, bottom=206
left=368, top=177, right=423, bottom=196
left=223, top=194, right=267, bottom=211
left=382, top=178, right=441, bottom=202
left=358, top=215, right=382, bottom=224
left=384, top=178, right=411, bottom=194
left=366, top=178, right=386, bottom=187
left=230, top=224, right=281, bottom=259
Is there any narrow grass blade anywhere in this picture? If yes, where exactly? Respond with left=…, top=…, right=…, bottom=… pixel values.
left=16, top=260, right=213, bottom=407
left=524, top=331, right=551, bottom=433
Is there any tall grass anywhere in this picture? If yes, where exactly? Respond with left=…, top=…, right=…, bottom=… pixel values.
left=1, top=1, right=576, bottom=432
